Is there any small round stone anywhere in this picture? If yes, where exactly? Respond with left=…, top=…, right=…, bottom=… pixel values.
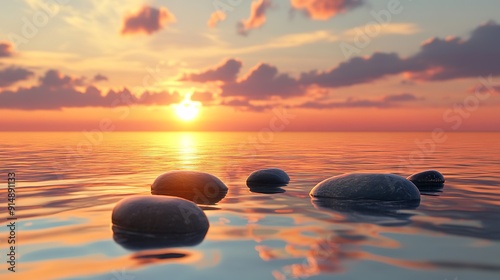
left=310, top=173, right=420, bottom=201
left=151, top=171, right=228, bottom=204
left=407, top=170, right=445, bottom=190
left=246, top=168, right=290, bottom=187
left=111, top=195, right=209, bottom=235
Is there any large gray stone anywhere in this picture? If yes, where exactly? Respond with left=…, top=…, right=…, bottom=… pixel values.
left=309, top=173, right=420, bottom=201
left=246, top=168, right=290, bottom=187
left=151, top=171, right=228, bottom=204
left=407, top=170, right=445, bottom=190
left=112, top=195, right=209, bottom=235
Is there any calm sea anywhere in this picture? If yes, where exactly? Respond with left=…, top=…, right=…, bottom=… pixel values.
left=0, top=132, right=499, bottom=280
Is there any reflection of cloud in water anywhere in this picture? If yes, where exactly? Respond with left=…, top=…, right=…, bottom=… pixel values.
left=268, top=231, right=435, bottom=279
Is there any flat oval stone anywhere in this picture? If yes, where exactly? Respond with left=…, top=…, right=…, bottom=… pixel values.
left=151, top=171, right=228, bottom=204
left=407, top=170, right=445, bottom=190
left=310, top=173, right=420, bottom=201
left=112, top=195, right=209, bottom=235
left=246, top=168, right=290, bottom=187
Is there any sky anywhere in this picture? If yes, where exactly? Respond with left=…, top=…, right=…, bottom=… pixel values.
left=0, top=0, right=499, bottom=131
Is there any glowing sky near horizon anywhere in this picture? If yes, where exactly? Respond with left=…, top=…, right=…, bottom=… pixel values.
left=0, top=0, right=499, bottom=131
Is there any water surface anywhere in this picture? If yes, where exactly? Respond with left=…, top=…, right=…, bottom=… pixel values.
left=1, top=132, right=499, bottom=280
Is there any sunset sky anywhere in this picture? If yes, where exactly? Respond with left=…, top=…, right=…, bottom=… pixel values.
left=1, top=0, right=499, bottom=131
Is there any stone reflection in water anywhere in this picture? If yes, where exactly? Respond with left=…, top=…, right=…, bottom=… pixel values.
left=248, top=183, right=287, bottom=194
left=113, top=226, right=207, bottom=250
left=419, top=188, right=444, bottom=196
left=311, top=198, right=420, bottom=226
left=132, top=250, right=191, bottom=266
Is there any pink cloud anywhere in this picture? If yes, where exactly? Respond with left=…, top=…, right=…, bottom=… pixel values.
left=238, top=0, right=272, bottom=36
left=0, top=41, right=15, bottom=58
left=290, top=0, right=364, bottom=20
left=121, top=6, right=176, bottom=35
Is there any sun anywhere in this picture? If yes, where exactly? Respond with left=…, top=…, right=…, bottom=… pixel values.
left=173, top=94, right=201, bottom=122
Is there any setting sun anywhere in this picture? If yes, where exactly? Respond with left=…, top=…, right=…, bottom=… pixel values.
left=173, top=94, right=202, bottom=122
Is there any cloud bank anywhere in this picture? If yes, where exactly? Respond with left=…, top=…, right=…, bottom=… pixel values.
left=302, top=21, right=500, bottom=88
left=299, top=93, right=420, bottom=109
left=0, top=69, right=181, bottom=110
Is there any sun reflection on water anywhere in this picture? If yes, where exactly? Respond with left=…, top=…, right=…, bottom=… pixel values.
left=176, top=132, right=199, bottom=169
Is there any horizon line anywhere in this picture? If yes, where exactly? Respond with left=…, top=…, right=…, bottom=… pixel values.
left=1, top=130, right=499, bottom=133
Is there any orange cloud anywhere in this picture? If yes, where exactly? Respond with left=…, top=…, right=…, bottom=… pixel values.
left=238, top=0, right=272, bottom=36
left=290, top=0, right=364, bottom=20
left=208, top=11, right=227, bottom=28
left=121, top=6, right=176, bottom=35
left=0, top=41, right=14, bottom=57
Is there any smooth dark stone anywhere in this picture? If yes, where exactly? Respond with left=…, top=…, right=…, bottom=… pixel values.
left=246, top=168, right=290, bottom=188
left=151, top=171, right=228, bottom=204
left=407, top=170, right=445, bottom=190
left=310, top=173, right=420, bottom=201
left=111, top=195, right=209, bottom=241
